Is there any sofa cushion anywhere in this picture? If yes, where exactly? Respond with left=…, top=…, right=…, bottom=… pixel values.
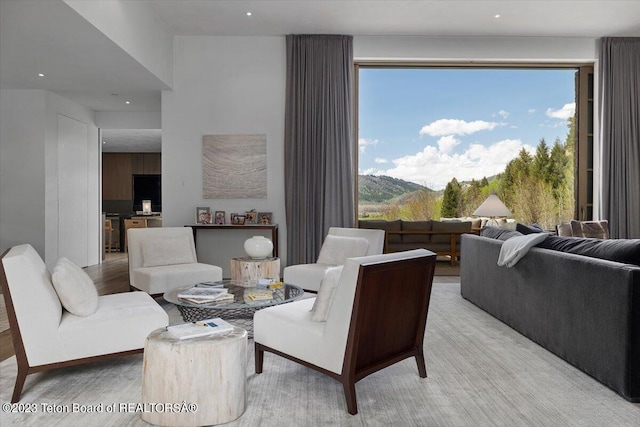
left=51, top=257, right=99, bottom=317
left=283, top=263, right=332, bottom=292
left=133, top=263, right=223, bottom=295
left=516, top=223, right=544, bottom=235
left=538, top=236, right=640, bottom=266
left=359, top=220, right=402, bottom=243
left=481, top=226, right=523, bottom=241
left=316, top=235, right=369, bottom=265
left=402, top=221, right=433, bottom=243
left=432, top=221, right=472, bottom=244
left=141, top=235, right=196, bottom=267
left=311, top=266, right=343, bottom=322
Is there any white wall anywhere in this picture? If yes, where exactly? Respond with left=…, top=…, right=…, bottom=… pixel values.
left=0, top=90, right=47, bottom=256
left=162, top=36, right=286, bottom=273
left=0, top=89, right=99, bottom=267
left=95, top=111, right=162, bottom=129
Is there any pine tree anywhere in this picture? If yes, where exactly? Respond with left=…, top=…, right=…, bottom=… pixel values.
left=532, top=138, right=550, bottom=180
left=441, top=178, right=461, bottom=218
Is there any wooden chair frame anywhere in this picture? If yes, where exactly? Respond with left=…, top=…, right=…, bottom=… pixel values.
left=256, top=253, right=436, bottom=414
left=0, top=249, right=143, bottom=403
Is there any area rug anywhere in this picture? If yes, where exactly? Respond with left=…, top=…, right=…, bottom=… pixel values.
left=1, top=282, right=638, bottom=426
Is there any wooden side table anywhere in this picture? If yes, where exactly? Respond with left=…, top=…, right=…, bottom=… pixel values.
left=141, top=327, right=247, bottom=426
left=230, top=257, right=280, bottom=281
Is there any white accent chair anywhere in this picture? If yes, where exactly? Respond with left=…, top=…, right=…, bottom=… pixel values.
left=255, top=249, right=437, bottom=415
left=0, top=244, right=169, bottom=402
left=283, top=227, right=385, bottom=292
left=127, top=227, right=223, bottom=296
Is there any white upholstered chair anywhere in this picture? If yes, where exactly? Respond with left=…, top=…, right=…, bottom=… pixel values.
left=255, top=249, right=437, bottom=414
left=0, top=244, right=169, bottom=402
left=283, top=227, right=385, bottom=292
left=127, top=227, right=223, bottom=296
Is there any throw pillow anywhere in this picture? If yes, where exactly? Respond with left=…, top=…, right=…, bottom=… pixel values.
left=481, top=226, right=523, bottom=241
left=311, top=266, right=343, bottom=322
left=141, top=235, right=196, bottom=267
left=516, top=223, right=544, bottom=235
left=316, top=235, right=369, bottom=265
left=51, top=257, right=99, bottom=316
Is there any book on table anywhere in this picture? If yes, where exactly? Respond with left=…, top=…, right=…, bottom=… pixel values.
left=178, top=286, right=229, bottom=303
left=167, top=317, right=235, bottom=340
left=179, top=293, right=235, bottom=305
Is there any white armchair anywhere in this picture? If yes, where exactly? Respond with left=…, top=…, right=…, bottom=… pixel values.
left=0, top=244, right=169, bottom=402
left=283, top=227, right=385, bottom=292
left=255, top=249, right=437, bottom=414
left=127, top=227, right=223, bottom=296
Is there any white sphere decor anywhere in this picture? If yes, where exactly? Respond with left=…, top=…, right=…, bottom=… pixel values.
left=244, top=236, right=273, bottom=259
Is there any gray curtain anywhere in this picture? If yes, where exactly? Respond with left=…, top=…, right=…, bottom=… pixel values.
left=599, top=37, right=640, bottom=238
left=285, top=35, right=355, bottom=264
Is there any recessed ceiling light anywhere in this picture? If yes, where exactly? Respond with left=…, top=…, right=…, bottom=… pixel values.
left=246, top=12, right=252, bottom=16
left=494, top=14, right=501, bottom=18
left=38, top=73, right=44, bottom=77
left=125, top=101, right=131, bottom=105
left=102, top=141, right=107, bottom=144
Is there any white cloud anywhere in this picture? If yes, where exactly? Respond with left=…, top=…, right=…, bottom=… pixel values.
left=527, top=108, right=537, bottom=114
left=358, top=138, right=379, bottom=153
left=437, top=135, right=460, bottom=154
left=546, top=102, right=575, bottom=120
left=498, top=110, right=510, bottom=119
left=374, top=157, right=388, bottom=164
left=376, top=139, right=534, bottom=190
left=419, top=119, right=500, bottom=137
left=359, top=167, right=381, bottom=175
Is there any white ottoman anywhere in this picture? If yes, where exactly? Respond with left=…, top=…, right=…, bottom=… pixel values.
left=141, top=327, right=247, bottom=426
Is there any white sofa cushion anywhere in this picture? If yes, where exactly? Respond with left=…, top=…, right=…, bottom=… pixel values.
left=58, top=292, right=168, bottom=360
left=51, top=257, right=99, bottom=317
left=316, top=235, right=369, bottom=265
left=283, top=263, right=333, bottom=292
left=311, top=266, right=343, bottom=322
left=132, top=263, right=223, bottom=295
left=141, top=235, right=196, bottom=267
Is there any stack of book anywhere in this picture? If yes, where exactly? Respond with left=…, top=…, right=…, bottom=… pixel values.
left=178, top=286, right=234, bottom=304
left=246, top=290, right=273, bottom=301
left=167, top=317, right=235, bottom=340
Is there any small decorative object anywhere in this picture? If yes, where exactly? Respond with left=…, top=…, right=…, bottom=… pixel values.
left=244, top=236, right=273, bottom=259
left=230, top=213, right=239, bottom=225
left=214, top=211, right=225, bottom=224
left=236, top=215, right=246, bottom=225
left=142, top=200, right=152, bottom=215
left=196, top=207, right=212, bottom=224
left=245, top=210, right=257, bottom=224
left=258, top=212, right=272, bottom=224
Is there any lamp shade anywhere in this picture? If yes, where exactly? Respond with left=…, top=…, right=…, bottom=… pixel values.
left=472, top=194, right=512, bottom=217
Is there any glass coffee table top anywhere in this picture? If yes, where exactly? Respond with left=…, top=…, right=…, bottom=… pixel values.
left=164, top=279, right=305, bottom=337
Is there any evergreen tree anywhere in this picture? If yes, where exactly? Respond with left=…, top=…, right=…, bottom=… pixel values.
left=441, top=178, right=461, bottom=218
left=480, top=177, right=489, bottom=188
left=532, top=138, right=550, bottom=180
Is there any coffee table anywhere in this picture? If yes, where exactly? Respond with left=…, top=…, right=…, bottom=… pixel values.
left=164, top=280, right=304, bottom=337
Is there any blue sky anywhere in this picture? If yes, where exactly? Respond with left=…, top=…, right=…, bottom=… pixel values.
left=358, top=68, right=576, bottom=190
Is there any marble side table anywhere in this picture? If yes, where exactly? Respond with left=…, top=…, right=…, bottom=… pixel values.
left=141, top=327, right=247, bottom=426
left=230, top=256, right=280, bottom=281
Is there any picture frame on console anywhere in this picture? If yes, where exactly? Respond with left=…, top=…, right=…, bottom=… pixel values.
left=230, top=213, right=239, bottom=224
left=236, top=215, right=246, bottom=225
left=196, top=207, right=212, bottom=224
left=245, top=211, right=257, bottom=224
left=214, top=211, right=225, bottom=224
left=258, top=212, right=272, bottom=224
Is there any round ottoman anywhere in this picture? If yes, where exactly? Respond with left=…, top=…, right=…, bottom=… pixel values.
left=141, top=326, right=247, bottom=426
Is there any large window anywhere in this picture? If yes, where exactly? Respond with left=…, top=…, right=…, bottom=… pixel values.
left=356, top=65, right=593, bottom=229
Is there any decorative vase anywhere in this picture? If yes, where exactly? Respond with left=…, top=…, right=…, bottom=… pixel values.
left=244, top=236, right=273, bottom=259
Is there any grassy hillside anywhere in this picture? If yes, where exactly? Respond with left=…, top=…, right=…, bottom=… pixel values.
left=358, top=175, right=432, bottom=203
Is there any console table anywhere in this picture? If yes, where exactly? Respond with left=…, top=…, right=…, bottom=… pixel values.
left=186, top=224, right=279, bottom=257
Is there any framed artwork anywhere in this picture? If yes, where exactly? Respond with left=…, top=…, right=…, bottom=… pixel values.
left=230, top=213, right=239, bottom=225
left=214, top=211, right=225, bottom=224
left=196, top=207, right=211, bottom=224
left=245, top=211, right=257, bottom=224
left=258, top=212, right=272, bottom=224
left=236, top=215, right=246, bottom=225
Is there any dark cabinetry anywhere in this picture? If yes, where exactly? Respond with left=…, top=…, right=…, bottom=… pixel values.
left=103, top=153, right=161, bottom=200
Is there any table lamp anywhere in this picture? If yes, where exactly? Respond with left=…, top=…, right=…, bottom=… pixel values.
left=142, top=200, right=152, bottom=215
left=473, top=194, right=512, bottom=227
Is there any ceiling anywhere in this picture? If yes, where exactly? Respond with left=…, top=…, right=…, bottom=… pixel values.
left=101, top=129, right=162, bottom=153
left=1, top=0, right=638, bottom=152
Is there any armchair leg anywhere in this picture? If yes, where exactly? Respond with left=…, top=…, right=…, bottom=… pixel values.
left=415, top=349, right=427, bottom=378
left=342, top=379, right=358, bottom=415
left=11, top=365, right=28, bottom=403
left=255, top=343, right=264, bottom=374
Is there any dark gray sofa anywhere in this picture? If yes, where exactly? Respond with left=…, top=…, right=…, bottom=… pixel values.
left=460, top=233, right=640, bottom=402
